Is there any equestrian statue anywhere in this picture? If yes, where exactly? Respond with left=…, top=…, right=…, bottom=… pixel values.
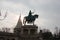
left=23, top=10, right=39, bottom=25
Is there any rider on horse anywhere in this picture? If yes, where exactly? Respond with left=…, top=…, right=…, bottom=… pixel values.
left=23, top=10, right=38, bottom=25
left=28, top=10, right=34, bottom=21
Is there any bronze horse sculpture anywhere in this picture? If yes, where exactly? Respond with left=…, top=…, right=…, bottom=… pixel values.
left=23, top=10, right=39, bottom=25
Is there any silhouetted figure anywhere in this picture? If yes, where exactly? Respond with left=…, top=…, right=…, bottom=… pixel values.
left=23, top=10, right=38, bottom=25
left=28, top=10, right=33, bottom=17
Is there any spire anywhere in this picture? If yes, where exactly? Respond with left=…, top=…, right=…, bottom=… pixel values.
left=16, top=14, right=22, bottom=28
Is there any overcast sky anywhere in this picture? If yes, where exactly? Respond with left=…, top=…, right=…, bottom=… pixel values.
left=0, top=0, right=60, bottom=33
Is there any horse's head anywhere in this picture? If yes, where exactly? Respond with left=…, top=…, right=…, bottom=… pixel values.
left=34, top=14, right=39, bottom=18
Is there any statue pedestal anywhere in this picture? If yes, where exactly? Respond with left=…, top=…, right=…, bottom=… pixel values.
left=21, top=25, right=38, bottom=35
left=20, top=25, right=39, bottom=40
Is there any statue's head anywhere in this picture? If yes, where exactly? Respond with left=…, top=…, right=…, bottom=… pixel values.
left=29, top=10, right=34, bottom=15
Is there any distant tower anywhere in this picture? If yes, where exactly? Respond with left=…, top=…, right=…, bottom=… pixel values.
left=16, top=14, right=22, bottom=28
left=14, top=14, right=22, bottom=34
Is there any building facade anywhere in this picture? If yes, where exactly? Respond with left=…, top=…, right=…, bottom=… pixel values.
left=0, top=15, right=42, bottom=40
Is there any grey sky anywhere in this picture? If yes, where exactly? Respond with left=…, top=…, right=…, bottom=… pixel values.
left=0, top=0, right=60, bottom=33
